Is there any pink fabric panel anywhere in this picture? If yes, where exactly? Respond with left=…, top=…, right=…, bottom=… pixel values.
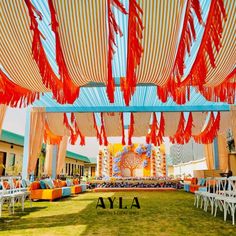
left=28, top=108, right=45, bottom=174
left=163, top=112, right=180, bottom=137
left=56, top=136, right=68, bottom=175
left=192, top=112, right=207, bottom=135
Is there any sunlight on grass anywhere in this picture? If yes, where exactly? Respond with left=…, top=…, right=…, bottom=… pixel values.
left=0, top=191, right=235, bottom=236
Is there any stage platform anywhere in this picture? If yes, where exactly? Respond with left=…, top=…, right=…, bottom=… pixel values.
left=93, top=187, right=177, bottom=192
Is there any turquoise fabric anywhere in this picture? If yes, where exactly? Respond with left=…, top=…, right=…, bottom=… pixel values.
left=62, top=187, right=71, bottom=197
left=66, top=179, right=73, bottom=187
left=40, top=180, right=46, bottom=189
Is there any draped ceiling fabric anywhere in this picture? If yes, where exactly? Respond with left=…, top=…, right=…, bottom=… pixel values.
left=133, top=113, right=151, bottom=137
left=28, top=108, right=45, bottom=174
left=218, top=112, right=231, bottom=135
left=74, top=113, right=97, bottom=137
left=103, top=113, right=122, bottom=137
left=0, top=0, right=48, bottom=92
left=192, top=112, right=207, bottom=135
left=51, top=0, right=107, bottom=86
left=217, top=134, right=228, bottom=172
left=46, top=113, right=69, bottom=136
left=231, top=106, right=236, bottom=141
left=200, top=1, right=235, bottom=88
left=163, top=112, right=181, bottom=137
left=136, top=0, right=184, bottom=85
left=204, top=143, right=214, bottom=170
left=0, top=105, right=7, bottom=136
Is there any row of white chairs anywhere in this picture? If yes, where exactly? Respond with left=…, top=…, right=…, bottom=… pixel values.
left=194, top=176, right=236, bottom=225
left=0, top=176, right=31, bottom=217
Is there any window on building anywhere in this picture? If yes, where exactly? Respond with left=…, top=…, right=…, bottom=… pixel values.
left=66, top=163, right=68, bottom=175
left=68, top=163, right=71, bottom=176
left=82, top=166, right=84, bottom=176
left=71, top=164, right=74, bottom=176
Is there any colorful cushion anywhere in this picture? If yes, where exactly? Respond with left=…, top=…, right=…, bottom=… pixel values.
left=44, top=179, right=54, bottom=189
left=66, top=179, right=73, bottom=187
left=40, top=180, right=47, bottom=189
left=3, top=181, right=10, bottom=189
left=53, top=180, right=60, bottom=188
left=30, top=181, right=40, bottom=190
left=73, top=179, right=79, bottom=185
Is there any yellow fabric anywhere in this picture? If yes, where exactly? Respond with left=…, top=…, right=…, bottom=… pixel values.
left=44, top=145, right=54, bottom=176
left=204, top=143, right=214, bottom=170
left=230, top=106, right=236, bottom=141
left=0, top=0, right=48, bottom=91
left=28, top=108, right=45, bottom=174
left=31, top=189, right=62, bottom=200
left=0, top=105, right=7, bottom=136
left=56, top=136, right=68, bottom=175
left=217, top=134, right=228, bottom=172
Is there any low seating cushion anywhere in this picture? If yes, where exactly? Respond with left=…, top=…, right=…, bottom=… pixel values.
left=71, top=185, right=82, bottom=194
left=31, top=188, right=62, bottom=201
left=30, top=181, right=40, bottom=190
left=62, top=187, right=71, bottom=197
left=66, top=179, right=73, bottom=187
left=40, top=180, right=47, bottom=189
left=80, top=184, right=87, bottom=192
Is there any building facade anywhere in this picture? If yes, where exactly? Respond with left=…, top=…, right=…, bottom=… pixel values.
left=0, top=130, right=93, bottom=177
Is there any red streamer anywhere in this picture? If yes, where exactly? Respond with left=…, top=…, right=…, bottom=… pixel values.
left=193, top=112, right=220, bottom=144
left=100, top=113, right=108, bottom=146
left=128, top=113, right=134, bottom=145
left=122, top=0, right=144, bottom=106
left=121, top=113, right=126, bottom=145
left=0, top=69, right=40, bottom=107
left=25, top=0, right=69, bottom=104
left=107, top=0, right=127, bottom=103
left=48, top=0, right=79, bottom=103
left=170, top=112, right=186, bottom=144
left=93, top=113, right=102, bottom=144
left=44, top=121, right=62, bottom=145
left=156, top=112, right=165, bottom=146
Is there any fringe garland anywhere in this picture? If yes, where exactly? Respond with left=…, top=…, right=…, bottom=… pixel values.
left=199, top=69, right=236, bottom=104
left=158, top=0, right=227, bottom=105
left=100, top=113, right=108, bottom=146
left=93, top=113, right=102, bottom=144
left=24, top=0, right=68, bottom=104
left=157, top=0, right=203, bottom=103
left=122, top=0, right=144, bottom=106
left=48, top=0, right=80, bottom=103
left=145, top=112, right=157, bottom=146
left=120, top=113, right=126, bottom=145
left=44, top=120, right=62, bottom=145
left=0, top=69, right=40, bottom=107
left=180, top=0, right=227, bottom=94
left=63, top=113, right=85, bottom=145
left=128, top=112, right=134, bottom=145
left=193, top=112, right=220, bottom=144
left=156, top=112, right=165, bottom=146
left=170, top=112, right=193, bottom=144
left=107, top=0, right=127, bottom=103
left=170, top=112, right=186, bottom=144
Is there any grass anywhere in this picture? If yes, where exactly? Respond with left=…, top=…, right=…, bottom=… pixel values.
left=0, top=191, right=235, bottom=236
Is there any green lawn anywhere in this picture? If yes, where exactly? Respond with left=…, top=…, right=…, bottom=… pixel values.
left=0, top=191, right=235, bottom=236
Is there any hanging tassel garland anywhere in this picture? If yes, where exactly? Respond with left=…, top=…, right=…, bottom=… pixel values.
left=107, top=0, right=127, bottom=103
left=128, top=113, right=134, bottom=145
left=121, top=113, right=126, bottom=145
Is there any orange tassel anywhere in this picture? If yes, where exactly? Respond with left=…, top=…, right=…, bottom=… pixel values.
left=128, top=113, right=134, bottom=145
left=121, top=113, right=126, bottom=145
left=44, top=121, right=62, bottom=145
left=107, top=0, right=127, bottom=103
left=48, top=0, right=79, bottom=103
left=122, top=0, right=144, bottom=106
left=100, top=113, right=108, bottom=146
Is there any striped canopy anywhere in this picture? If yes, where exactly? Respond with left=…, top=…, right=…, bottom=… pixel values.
left=0, top=0, right=235, bottom=108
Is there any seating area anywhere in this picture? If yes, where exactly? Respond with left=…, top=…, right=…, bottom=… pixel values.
left=0, top=176, right=87, bottom=217
left=194, top=176, right=236, bottom=225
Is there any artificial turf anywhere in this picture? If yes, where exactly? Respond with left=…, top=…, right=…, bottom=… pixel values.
left=0, top=191, right=235, bottom=236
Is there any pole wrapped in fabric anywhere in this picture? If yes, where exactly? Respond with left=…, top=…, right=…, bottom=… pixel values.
left=28, top=108, right=45, bottom=174
left=44, top=144, right=54, bottom=176
left=0, top=105, right=7, bottom=136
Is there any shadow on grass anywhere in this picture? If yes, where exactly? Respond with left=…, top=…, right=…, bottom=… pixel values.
left=0, top=191, right=235, bottom=236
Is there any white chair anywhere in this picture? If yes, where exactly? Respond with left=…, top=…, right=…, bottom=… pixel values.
left=214, top=177, right=228, bottom=217
left=194, top=178, right=207, bottom=208
left=224, top=177, right=236, bottom=225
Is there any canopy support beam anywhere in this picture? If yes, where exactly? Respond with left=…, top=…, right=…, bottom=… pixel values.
left=45, top=105, right=230, bottom=113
